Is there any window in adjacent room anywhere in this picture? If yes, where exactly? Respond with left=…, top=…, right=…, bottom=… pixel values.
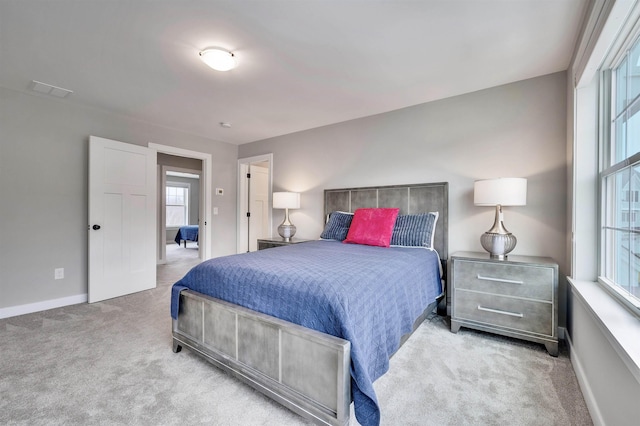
left=166, top=183, right=189, bottom=227
left=601, top=35, right=640, bottom=312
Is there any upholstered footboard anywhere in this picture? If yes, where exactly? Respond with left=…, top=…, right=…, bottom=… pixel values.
left=172, top=290, right=351, bottom=426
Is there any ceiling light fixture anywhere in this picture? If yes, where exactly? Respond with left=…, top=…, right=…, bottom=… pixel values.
left=199, top=48, right=237, bottom=71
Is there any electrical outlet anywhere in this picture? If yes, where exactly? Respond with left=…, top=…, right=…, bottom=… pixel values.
left=54, top=268, right=64, bottom=280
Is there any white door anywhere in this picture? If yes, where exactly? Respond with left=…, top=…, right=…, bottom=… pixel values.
left=248, top=165, right=269, bottom=251
left=237, top=154, right=273, bottom=254
left=88, top=136, right=157, bottom=303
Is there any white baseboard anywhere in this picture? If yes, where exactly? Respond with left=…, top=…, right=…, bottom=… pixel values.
left=0, top=294, right=87, bottom=319
left=566, top=331, right=604, bottom=426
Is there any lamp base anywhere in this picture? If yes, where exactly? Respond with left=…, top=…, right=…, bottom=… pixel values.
left=480, top=232, right=517, bottom=260
left=277, top=224, right=297, bottom=242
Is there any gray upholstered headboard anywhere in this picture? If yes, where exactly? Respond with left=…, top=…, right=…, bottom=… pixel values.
left=324, top=182, right=448, bottom=260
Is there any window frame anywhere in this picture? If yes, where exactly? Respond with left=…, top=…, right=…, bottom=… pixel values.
left=165, top=182, right=190, bottom=228
left=599, top=49, right=640, bottom=314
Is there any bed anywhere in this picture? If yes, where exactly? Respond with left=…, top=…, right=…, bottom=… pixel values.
left=171, top=182, right=448, bottom=426
left=174, top=225, right=199, bottom=247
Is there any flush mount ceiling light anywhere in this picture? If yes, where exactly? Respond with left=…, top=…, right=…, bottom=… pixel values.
left=199, top=48, right=237, bottom=71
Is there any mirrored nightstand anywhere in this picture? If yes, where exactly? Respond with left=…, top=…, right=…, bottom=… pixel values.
left=257, top=238, right=313, bottom=250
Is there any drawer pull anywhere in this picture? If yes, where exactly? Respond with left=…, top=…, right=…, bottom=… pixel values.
left=477, top=274, right=524, bottom=285
left=477, top=305, right=524, bottom=318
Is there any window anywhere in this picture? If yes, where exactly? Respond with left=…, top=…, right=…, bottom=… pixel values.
left=622, top=190, right=639, bottom=202
left=601, top=37, right=640, bottom=310
left=166, top=184, right=189, bottom=227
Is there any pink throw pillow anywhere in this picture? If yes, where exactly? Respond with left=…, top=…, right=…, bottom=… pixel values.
left=343, top=208, right=400, bottom=247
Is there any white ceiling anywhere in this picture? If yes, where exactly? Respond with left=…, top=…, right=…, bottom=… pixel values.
left=0, top=0, right=588, bottom=145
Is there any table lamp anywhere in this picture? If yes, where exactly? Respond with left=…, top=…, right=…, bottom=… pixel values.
left=273, top=192, right=300, bottom=241
left=474, top=178, right=527, bottom=260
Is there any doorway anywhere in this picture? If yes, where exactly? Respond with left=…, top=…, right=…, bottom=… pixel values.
left=237, top=154, right=273, bottom=253
left=162, top=166, right=202, bottom=262
left=150, top=143, right=213, bottom=264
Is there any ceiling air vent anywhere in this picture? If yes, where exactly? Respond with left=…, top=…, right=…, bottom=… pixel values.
left=30, top=80, right=73, bottom=98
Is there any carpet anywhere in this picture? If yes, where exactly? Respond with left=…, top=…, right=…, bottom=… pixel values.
left=0, top=244, right=592, bottom=425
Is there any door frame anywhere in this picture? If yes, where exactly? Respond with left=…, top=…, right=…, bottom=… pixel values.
left=237, top=154, right=273, bottom=253
left=149, top=143, right=212, bottom=262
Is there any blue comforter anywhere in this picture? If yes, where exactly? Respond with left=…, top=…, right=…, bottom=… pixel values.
left=170, top=240, right=442, bottom=426
left=174, top=225, right=199, bottom=245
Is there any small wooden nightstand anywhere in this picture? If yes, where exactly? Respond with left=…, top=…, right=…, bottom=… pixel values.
left=450, top=251, right=559, bottom=356
left=257, top=238, right=312, bottom=250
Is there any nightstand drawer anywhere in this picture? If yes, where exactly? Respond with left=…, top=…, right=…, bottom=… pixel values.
left=257, top=238, right=312, bottom=250
left=454, top=290, right=553, bottom=336
left=257, top=241, right=282, bottom=250
left=453, top=260, right=553, bottom=301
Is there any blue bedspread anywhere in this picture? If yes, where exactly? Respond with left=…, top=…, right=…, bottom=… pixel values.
left=170, top=240, right=442, bottom=426
left=174, top=225, right=198, bottom=245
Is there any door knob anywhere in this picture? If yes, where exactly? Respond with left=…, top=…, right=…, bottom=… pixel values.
left=92, top=224, right=101, bottom=230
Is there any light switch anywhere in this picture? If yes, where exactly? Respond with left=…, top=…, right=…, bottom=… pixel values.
left=54, top=268, right=64, bottom=280
left=213, top=207, right=219, bottom=215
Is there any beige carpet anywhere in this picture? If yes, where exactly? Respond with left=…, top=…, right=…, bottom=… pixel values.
left=0, top=243, right=592, bottom=425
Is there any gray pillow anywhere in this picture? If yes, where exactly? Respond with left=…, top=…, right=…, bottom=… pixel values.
left=391, top=212, right=439, bottom=247
left=320, top=211, right=353, bottom=241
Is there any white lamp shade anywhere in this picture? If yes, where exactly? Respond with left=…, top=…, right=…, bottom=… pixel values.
left=273, top=192, right=300, bottom=209
left=199, top=48, right=237, bottom=71
left=474, top=178, right=527, bottom=206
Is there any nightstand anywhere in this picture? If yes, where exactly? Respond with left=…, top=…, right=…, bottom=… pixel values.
left=257, top=237, right=312, bottom=250
left=450, top=251, right=559, bottom=356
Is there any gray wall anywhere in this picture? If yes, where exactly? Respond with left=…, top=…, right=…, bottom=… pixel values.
left=239, top=72, right=568, bottom=324
left=0, top=86, right=238, bottom=310
left=0, top=73, right=568, bottom=322
left=157, top=152, right=203, bottom=171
